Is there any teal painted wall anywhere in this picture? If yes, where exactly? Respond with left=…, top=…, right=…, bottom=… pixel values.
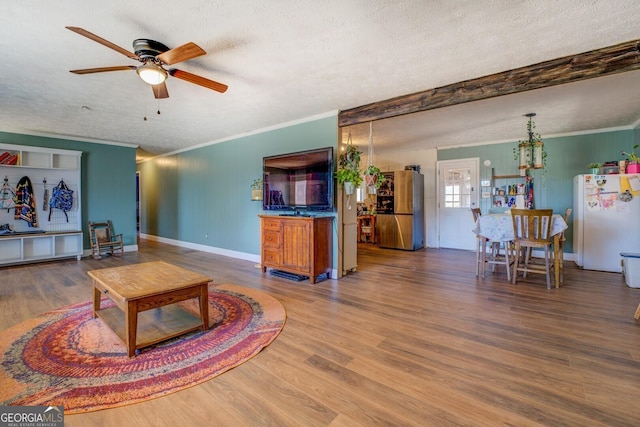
left=5, top=118, right=634, bottom=261
left=137, top=115, right=339, bottom=264
left=438, top=128, right=637, bottom=253
left=0, top=131, right=138, bottom=249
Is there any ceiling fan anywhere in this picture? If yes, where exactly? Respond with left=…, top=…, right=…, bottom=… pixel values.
left=66, top=26, right=228, bottom=99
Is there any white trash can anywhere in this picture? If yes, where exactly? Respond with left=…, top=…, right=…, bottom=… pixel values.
left=620, top=253, right=640, bottom=288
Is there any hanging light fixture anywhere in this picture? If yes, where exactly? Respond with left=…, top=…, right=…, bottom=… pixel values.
left=136, top=62, right=167, bottom=85
left=517, top=113, right=545, bottom=174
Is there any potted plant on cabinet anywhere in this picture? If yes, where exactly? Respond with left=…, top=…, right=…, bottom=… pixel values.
left=622, top=145, right=640, bottom=174
left=336, top=144, right=362, bottom=195
left=363, top=164, right=385, bottom=194
left=588, top=163, right=601, bottom=174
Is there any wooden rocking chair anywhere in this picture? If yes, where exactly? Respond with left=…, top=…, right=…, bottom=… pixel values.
left=88, top=220, right=124, bottom=259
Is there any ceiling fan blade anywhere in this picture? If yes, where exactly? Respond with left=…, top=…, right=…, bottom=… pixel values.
left=70, top=66, right=137, bottom=74
left=157, top=42, right=206, bottom=65
left=152, top=82, right=169, bottom=99
left=169, top=69, right=228, bottom=93
left=66, top=26, right=139, bottom=60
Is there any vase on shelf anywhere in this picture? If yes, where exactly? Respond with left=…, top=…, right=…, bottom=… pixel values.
left=627, top=163, right=640, bottom=174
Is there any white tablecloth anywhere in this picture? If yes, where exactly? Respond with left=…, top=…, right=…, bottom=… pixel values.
left=473, top=213, right=567, bottom=242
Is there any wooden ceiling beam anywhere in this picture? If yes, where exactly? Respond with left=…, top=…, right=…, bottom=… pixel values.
left=338, top=39, right=640, bottom=128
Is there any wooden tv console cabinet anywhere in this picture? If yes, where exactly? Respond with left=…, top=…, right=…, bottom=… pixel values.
left=259, top=215, right=332, bottom=284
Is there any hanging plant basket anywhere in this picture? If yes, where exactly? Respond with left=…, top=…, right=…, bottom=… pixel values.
left=338, top=144, right=361, bottom=171
left=344, top=182, right=355, bottom=195
left=363, top=165, right=385, bottom=190
left=362, top=122, right=385, bottom=193
left=335, top=140, right=363, bottom=191
left=336, top=168, right=363, bottom=189
left=336, top=131, right=362, bottom=209
left=364, top=174, right=378, bottom=187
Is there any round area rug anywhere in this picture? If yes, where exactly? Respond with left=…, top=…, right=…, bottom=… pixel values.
left=0, top=284, right=286, bottom=414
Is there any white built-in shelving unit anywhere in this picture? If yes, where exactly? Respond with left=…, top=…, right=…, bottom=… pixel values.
left=0, top=143, right=82, bottom=266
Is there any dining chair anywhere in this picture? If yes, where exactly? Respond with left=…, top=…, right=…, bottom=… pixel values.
left=472, top=208, right=512, bottom=281
left=511, top=209, right=554, bottom=288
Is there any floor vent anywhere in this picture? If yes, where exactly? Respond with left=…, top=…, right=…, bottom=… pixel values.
left=270, top=270, right=308, bottom=281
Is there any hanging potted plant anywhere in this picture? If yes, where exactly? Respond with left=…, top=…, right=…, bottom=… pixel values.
left=622, top=144, right=640, bottom=174
left=364, top=164, right=385, bottom=194
left=336, top=143, right=362, bottom=195
left=362, top=122, right=385, bottom=194
left=336, top=168, right=362, bottom=195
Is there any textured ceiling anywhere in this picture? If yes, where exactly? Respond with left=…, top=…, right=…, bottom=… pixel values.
left=1, top=1, right=640, bottom=160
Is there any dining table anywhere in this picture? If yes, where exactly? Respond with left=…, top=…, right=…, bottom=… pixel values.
left=473, top=212, right=568, bottom=287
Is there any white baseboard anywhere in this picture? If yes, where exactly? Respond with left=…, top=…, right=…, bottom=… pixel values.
left=138, top=234, right=339, bottom=279
left=82, top=244, right=138, bottom=258
left=139, top=234, right=261, bottom=263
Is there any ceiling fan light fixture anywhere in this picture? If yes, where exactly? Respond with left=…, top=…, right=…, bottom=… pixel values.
left=137, top=62, right=167, bottom=85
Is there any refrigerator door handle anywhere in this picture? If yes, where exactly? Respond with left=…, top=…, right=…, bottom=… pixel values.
left=394, top=215, right=405, bottom=249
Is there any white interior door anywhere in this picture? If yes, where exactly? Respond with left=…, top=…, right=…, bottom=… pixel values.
left=437, top=158, right=479, bottom=250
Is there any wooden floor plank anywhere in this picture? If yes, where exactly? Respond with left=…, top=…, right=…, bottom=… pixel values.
left=1, top=239, right=639, bottom=426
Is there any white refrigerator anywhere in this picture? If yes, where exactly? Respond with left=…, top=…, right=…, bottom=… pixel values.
left=573, top=174, right=640, bottom=272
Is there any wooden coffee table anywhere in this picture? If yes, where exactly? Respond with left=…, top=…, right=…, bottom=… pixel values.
left=88, top=261, right=212, bottom=357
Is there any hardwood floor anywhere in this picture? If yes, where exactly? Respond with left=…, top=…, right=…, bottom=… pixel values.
left=2, top=239, right=639, bottom=426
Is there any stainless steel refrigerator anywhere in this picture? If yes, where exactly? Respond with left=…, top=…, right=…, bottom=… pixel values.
left=376, top=170, right=425, bottom=250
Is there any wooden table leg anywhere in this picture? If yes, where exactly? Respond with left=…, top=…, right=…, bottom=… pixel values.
left=634, top=303, right=640, bottom=320
left=199, top=283, right=209, bottom=331
left=93, top=281, right=101, bottom=318
left=126, top=302, right=138, bottom=358
left=481, top=238, right=487, bottom=278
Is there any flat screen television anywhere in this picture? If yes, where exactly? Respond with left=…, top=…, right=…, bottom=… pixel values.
left=262, top=147, right=334, bottom=212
